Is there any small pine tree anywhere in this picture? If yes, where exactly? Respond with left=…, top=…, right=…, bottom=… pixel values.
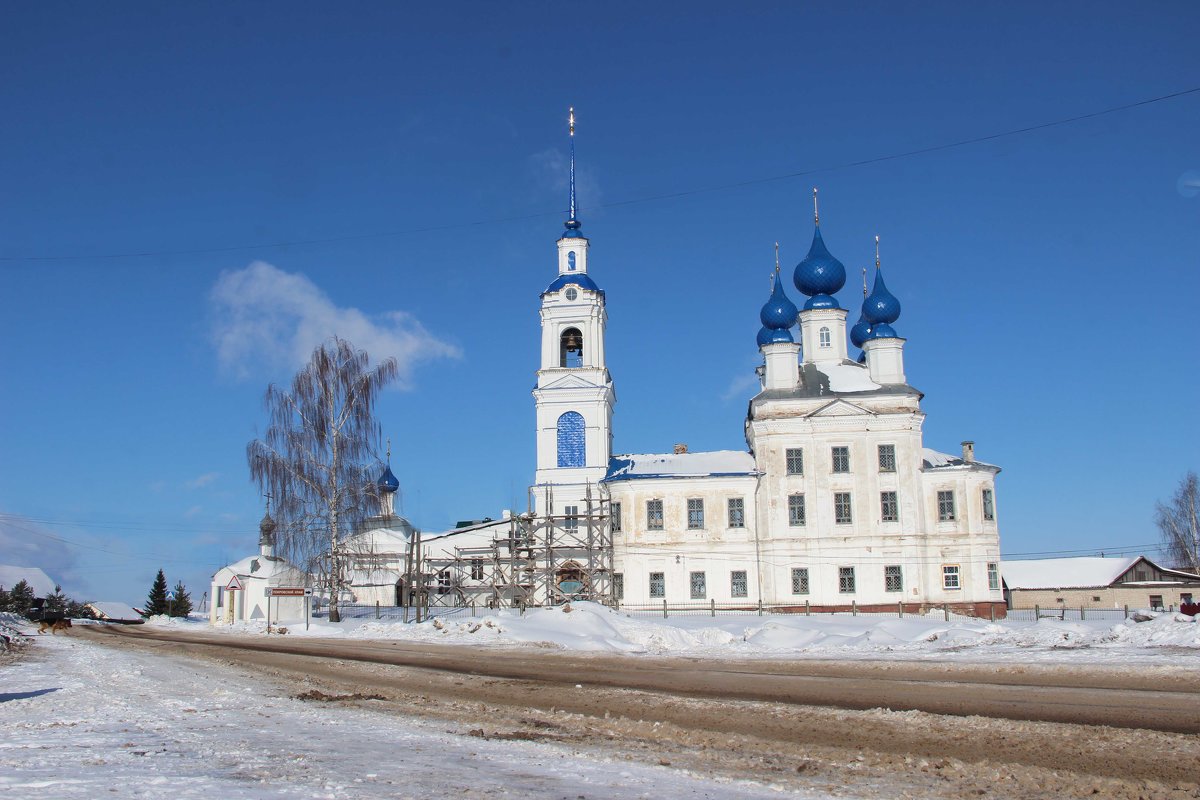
left=170, top=580, right=193, bottom=617
left=145, top=569, right=169, bottom=616
left=8, top=580, right=36, bottom=618
left=45, top=585, right=68, bottom=615
left=0, top=586, right=10, bottom=613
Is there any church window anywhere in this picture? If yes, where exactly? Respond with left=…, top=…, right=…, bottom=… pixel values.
left=880, top=491, right=899, bottom=522
left=788, top=494, right=806, bottom=526
left=727, top=497, right=745, bottom=528
left=471, top=559, right=485, bottom=581
left=730, top=570, right=748, bottom=598
left=942, top=565, right=961, bottom=590
left=832, top=446, right=850, bottom=473
left=987, top=562, right=999, bottom=591
left=556, top=412, right=586, bottom=467
left=610, top=502, right=622, bottom=533
left=567, top=251, right=577, bottom=271
left=687, top=498, right=704, bottom=529
left=564, top=505, right=579, bottom=531
left=690, top=571, right=707, bottom=599
left=839, top=566, right=856, bottom=593
left=834, top=492, right=853, bottom=524
left=613, top=572, right=624, bottom=600
left=878, top=444, right=896, bottom=472
left=937, top=490, right=956, bottom=522
left=785, top=448, right=804, bottom=475
left=982, top=489, right=995, bottom=521
left=649, top=571, right=665, bottom=598
left=437, top=569, right=451, bottom=595
left=564, top=287, right=578, bottom=301
left=647, top=500, right=664, bottom=530
left=791, top=567, right=810, bottom=595
left=819, top=327, right=831, bottom=348
left=885, top=565, right=903, bottom=593
left=560, top=327, right=584, bottom=368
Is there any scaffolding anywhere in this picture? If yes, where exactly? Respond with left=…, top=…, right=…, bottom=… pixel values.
left=417, top=482, right=614, bottom=610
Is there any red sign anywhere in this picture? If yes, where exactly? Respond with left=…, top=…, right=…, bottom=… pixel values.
left=226, top=576, right=243, bottom=591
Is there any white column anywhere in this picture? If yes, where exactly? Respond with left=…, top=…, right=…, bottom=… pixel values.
left=863, top=337, right=906, bottom=384
left=762, top=342, right=800, bottom=390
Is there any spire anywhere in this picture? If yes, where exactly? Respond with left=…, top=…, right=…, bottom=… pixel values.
left=862, top=235, right=902, bottom=338
left=812, top=187, right=819, bottom=226
left=562, top=107, right=583, bottom=237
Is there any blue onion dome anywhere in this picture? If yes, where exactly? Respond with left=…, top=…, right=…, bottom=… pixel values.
left=849, top=312, right=873, bottom=349
left=862, top=268, right=901, bottom=328
left=868, top=322, right=897, bottom=339
left=561, top=218, right=585, bottom=239
left=793, top=226, right=846, bottom=308
left=378, top=465, right=399, bottom=494
left=757, top=325, right=794, bottom=347
left=759, top=272, right=798, bottom=330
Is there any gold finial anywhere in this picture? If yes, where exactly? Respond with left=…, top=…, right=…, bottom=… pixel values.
left=812, top=187, right=819, bottom=225
left=569, top=106, right=575, bottom=137
left=874, top=234, right=881, bottom=269
left=862, top=267, right=868, bottom=297
left=774, top=241, right=780, bottom=275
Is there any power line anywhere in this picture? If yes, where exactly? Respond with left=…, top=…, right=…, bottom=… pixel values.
left=3, top=85, right=1197, bottom=264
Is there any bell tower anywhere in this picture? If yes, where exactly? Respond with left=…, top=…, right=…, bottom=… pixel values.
left=531, top=108, right=615, bottom=515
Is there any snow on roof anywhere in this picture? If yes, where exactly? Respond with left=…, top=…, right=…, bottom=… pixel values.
left=0, top=564, right=56, bottom=597
left=87, top=602, right=143, bottom=621
left=921, top=448, right=999, bottom=471
left=218, top=555, right=305, bottom=581
left=820, top=362, right=881, bottom=393
left=1002, top=557, right=1142, bottom=589
left=605, top=450, right=757, bottom=481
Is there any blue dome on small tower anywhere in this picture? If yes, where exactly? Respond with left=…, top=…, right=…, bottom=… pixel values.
left=793, top=191, right=846, bottom=309
left=849, top=312, right=872, bottom=349
left=757, top=325, right=794, bottom=346
left=759, top=272, right=798, bottom=330
left=378, top=465, right=399, bottom=494
left=862, top=268, right=901, bottom=339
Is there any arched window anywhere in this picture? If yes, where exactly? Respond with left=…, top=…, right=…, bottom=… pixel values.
left=560, top=327, right=583, bottom=367
left=819, top=327, right=831, bottom=348
left=557, top=411, right=586, bottom=467
left=567, top=251, right=577, bottom=271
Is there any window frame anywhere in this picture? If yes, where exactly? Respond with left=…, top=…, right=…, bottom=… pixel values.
left=982, top=488, right=995, bottom=521
left=730, top=570, right=748, bottom=598
left=563, top=504, right=579, bottom=532
left=647, top=499, right=664, bottom=531
left=727, top=497, right=745, bottom=528
left=791, top=567, right=810, bottom=595
left=687, top=498, right=705, bottom=530
left=878, top=443, right=897, bottom=473
left=880, top=490, right=899, bottom=522
left=884, top=564, right=903, bottom=593
left=689, top=571, right=707, bottom=600
left=834, top=491, right=853, bottom=524
left=613, top=572, right=624, bottom=600
left=831, top=446, right=850, bottom=474
left=942, top=564, right=961, bottom=591
left=610, top=501, right=622, bottom=533
left=819, top=326, right=831, bottom=348
left=785, top=448, right=804, bottom=476
left=649, top=571, right=665, bottom=598
left=839, top=566, right=856, bottom=594
left=987, top=562, right=999, bottom=591
left=937, top=490, right=956, bottom=522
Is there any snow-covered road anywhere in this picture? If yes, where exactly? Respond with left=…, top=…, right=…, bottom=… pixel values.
left=0, top=631, right=835, bottom=799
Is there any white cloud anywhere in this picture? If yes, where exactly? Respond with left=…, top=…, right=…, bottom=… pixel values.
left=0, top=517, right=83, bottom=596
left=185, top=472, right=220, bottom=490
left=721, top=371, right=761, bottom=403
left=210, top=261, right=460, bottom=384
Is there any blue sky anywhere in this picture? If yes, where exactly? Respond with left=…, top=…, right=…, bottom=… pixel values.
left=1, top=2, right=1197, bottom=606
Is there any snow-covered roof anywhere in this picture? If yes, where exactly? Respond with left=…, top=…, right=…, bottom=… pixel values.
left=0, top=564, right=56, bottom=597
left=921, top=448, right=999, bottom=471
left=605, top=450, right=757, bottom=481
left=87, top=602, right=143, bottom=621
left=216, top=555, right=305, bottom=581
left=820, top=362, right=881, bottom=393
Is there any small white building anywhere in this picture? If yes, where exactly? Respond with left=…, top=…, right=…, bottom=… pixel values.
left=210, top=510, right=308, bottom=625
left=1002, top=556, right=1200, bottom=610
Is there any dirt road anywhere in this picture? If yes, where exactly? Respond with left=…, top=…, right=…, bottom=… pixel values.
left=82, top=625, right=1200, bottom=798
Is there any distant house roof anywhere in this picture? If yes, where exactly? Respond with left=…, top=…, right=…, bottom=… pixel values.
left=215, top=555, right=306, bottom=582
left=0, top=565, right=57, bottom=597
left=1002, top=556, right=1200, bottom=590
left=86, top=602, right=144, bottom=622
left=605, top=450, right=758, bottom=482
left=922, top=448, right=1000, bottom=472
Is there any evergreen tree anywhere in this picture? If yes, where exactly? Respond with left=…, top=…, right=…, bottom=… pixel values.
left=0, top=586, right=10, bottom=613
left=8, top=580, right=35, bottom=618
left=45, top=585, right=68, bottom=615
left=170, top=580, right=193, bottom=617
left=145, top=569, right=169, bottom=616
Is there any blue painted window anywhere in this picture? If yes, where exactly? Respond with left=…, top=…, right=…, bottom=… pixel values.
left=567, top=251, right=576, bottom=271
left=556, top=411, right=585, bottom=467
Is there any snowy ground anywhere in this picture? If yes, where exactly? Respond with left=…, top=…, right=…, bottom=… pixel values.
left=0, top=621, right=843, bottom=799
left=186, top=602, right=1200, bottom=669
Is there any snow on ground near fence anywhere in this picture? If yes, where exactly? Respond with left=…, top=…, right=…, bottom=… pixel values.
left=0, top=623, right=840, bottom=800
left=168, top=603, right=1200, bottom=667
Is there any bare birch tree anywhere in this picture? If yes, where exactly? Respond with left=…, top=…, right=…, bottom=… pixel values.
left=248, top=337, right=397, bottom=622
left=1156, top=470, right=1200, bottom=573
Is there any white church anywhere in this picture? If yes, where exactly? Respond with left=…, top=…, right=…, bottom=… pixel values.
left=214, top=113, right=1005, bottom=619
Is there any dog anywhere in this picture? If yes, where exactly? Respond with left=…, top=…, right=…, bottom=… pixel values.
left=37, top=618, right=72, bottom=635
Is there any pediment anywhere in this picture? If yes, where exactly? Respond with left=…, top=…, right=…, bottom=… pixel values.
left=807, top=399, right=874, bottom=418
left=540, top=373, right=601, bottom=391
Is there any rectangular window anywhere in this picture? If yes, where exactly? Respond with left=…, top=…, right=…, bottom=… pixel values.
left=649, top=571, right=665, bottom=598
left=690, top=571, right=707, bottom=600
left=982, top=489, right=995, bottom=521
left=1149, top=594, right=1164, bottom=610
left=610, top=502, right=622, bottom=533
left=730, top=570, right=748, bottom=598
left=880, top=491, right=899, bottom=522
left=785, top=448, right=804, bottom=475
left=788, top=493, right=806, bottom=526
left=216, top=587, right=224, bottom=608
left=613, top=572, right=624, bottom=600
left=839, top=566, right=856, bottom=594
left=987, top=562, right=999, bottom=591
left=727, top=497, right=745, bottom=528
left=942, top=565, right=961, bottom=590
left=791, top=567, right=809, bottom=595
left=878, top=443, right=896, bottom=472
left=471, top=559, right=484, bottom=581
left=687, top=498, right=704, bottom=529
left=834, top=491, right=853, bottom=524
left=937, top=490, right=956, bottom=522
left=884, top=565, right=903, bottom=593
left=647, top=500, right=664, bottom=530
left=832, top=446, right=850, bottom=473
left=564, top=505, right=579, bottom=531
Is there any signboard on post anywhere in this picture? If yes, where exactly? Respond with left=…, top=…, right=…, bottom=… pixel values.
left=269, top=587, right=306, bottom=597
